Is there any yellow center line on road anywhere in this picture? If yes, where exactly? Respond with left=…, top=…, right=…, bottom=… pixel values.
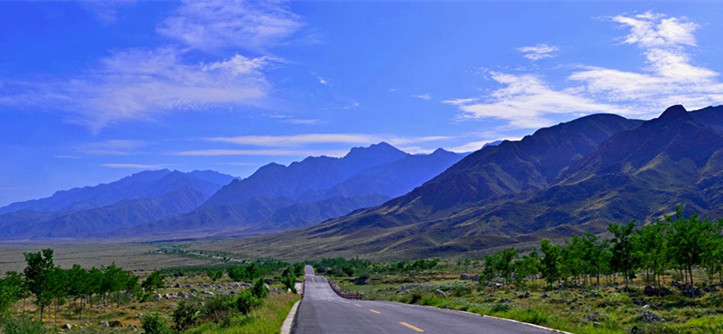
left=369, top=309, right=381, bottom=314
left=354, top=303, right=362, bottom=307
left=399, top=322, right=424, bottom=332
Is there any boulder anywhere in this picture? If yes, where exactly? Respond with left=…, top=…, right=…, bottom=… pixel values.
left=641, top=311, right=664, bottom=323
left=643, top=285, right=657, bottom=296
left=62, top=324, right=72, bottom=330
left=434, top=289, right=447, bottom=298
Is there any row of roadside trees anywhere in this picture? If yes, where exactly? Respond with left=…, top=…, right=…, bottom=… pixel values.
left=481, top=208, right=723, bottom=291
left=0, top=249, right=164, bottom=323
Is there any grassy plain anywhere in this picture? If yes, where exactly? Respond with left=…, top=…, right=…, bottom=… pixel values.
left=0, top=243, right=219, bottom=275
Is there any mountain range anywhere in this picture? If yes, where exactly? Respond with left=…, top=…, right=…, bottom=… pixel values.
left=208, top=105, right=723, bottom=260
left=0, top=144, right=466, bottom=240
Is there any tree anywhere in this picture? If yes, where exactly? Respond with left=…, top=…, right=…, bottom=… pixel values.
left=142, top=271, right=165, bottom=292
left=495, top=248, right=518, bottom=285
left=0, top=271, right=23, bottom=318
left=633, top=221, right=668, bottom=288
left=206, top=270, right=223, bottom=282
left=23, top=249, right=55, bottom=322
left=608, top=221, right=637, bottom=289
left=512, top=251, right=541, bottom=288
left=540, top=239, right=561, bottom=288
left=667, top=208, right=721, bottom=287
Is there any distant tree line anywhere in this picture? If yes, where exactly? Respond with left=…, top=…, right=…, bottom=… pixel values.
left=480, top=208, right=723, bottom=291
left=312, top=257, right=439, bottom=278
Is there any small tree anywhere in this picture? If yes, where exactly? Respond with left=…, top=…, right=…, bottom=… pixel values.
left=540, top=239, right=561, bottom=288
left=608, top=221, right=637, bottom=289
left=142, top=271, right=165, bottom=292
left=23, top=249, right=55, bottom=322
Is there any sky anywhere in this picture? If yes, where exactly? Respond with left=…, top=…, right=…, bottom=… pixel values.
left=1, top=1, right=723, bottom=206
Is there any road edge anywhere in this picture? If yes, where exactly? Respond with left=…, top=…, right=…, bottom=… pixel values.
left=280, top=300, right=300, bottom=334
left=403, top=302, right=573, bottom=334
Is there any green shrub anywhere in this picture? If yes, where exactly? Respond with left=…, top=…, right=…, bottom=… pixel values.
left=251, top=278, right=269, bottom=299
left=141, top=313, right=171, bottom=334
left=200, top=295, right=234, bottom=323
left=491, top=302, right=512, bottom=313
left=1, top=316, right=45, bottom=334
left=173, top=299, right=201, bottom=331
left=235, top=291, right=261, bottom=315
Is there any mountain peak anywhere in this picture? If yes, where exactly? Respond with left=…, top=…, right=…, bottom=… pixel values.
left=659, top=105, right=687, bottom=120
left=344, top=142, right=406, bottom=160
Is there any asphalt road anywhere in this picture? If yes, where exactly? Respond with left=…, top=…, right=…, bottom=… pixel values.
left=292, top=265, right=558, bottom=334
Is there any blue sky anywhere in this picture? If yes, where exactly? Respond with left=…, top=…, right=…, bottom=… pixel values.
left=1, top=1, right=722, bottom=206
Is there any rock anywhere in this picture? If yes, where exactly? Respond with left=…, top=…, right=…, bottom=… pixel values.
left=643, top=285, right=657, bottom=296
left=683, top=288, right=703, bottom=298
left=101, top=321, right=110, bottom=327
left=136, top=313, right=143, bottom=319
left=641, top=311, right=664, bottom=323
left=174, top=283, right=181, bottom=288
left=177, top=291, right=186, bottom=298
left=518, top=291, right=530, bottom=299
left=460, top=273, right=471, bottom=280
left=658, top=287, right=673, bottom=296
left=541, top=293, right=548, bottom=299
left=434, top=289, right=447, bottom=298
left=642, top=304, right=650, bottom=309
left=498, top=298, right=511, bottom=303
left=153, top=293, right=162, bottom=301
left=109, top=320, right=121, bottom=327
left=572, top=297, right=578, bottom=302
left=62, top=324, right=72, bottom=330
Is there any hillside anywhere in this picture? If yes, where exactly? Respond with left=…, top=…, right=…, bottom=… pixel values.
left=201, top=106, right=723, bottom=260
left=122, top=144, right=465, bottom=240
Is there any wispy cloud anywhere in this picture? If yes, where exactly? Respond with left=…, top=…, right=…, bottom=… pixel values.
left=203, top=133, right=453, bottom=147
left=411, top=94, right=432, bottom=101
left=518, top=43, right=559, bottom=61
left=284, top=118, right=325, bottom=125
left=157, top=0, right=303, bottom=52
left=448, top=12, right=723, bottom=129
left=0, top=0, right=303, bottom=132
left=101, top=163, right=163, bottom=169
left=175, top=149, right=349, bottom=157
left=78, top=140, right=148, bottom=155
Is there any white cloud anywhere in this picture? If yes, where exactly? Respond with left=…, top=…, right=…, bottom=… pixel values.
left=4, top=49, right=275, bottom=132
left=454, top=72, right=630, bottom=129
left=318, top=76, right=329, bottom=85
left=0, top=0, right=301, bottom=132
left=450, top=12, right=723, bottom=128
left=157, top=0, right=302, bottom=52
left=284, top=119, right=325, bottom=125
left=442, top=98, right=479, bottom=106
left=411, top=94, right=432, bottom=100
left=203, top=133, right=453, bottom=147
left=518, top=43, right=558, bottom=60
left=175, top=149, right=349, bottom=157
left=78, top=140, right=148, bottom=155
left=101, top=163, right=163, bottom=169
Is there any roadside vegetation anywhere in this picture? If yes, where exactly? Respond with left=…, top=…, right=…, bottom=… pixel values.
left=0, top=251, right=302, bottom=333
left=325, top=208, right=723, bottom=333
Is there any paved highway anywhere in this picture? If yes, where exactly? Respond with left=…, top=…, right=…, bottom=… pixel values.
left=292, top=265, right=558, bottom=334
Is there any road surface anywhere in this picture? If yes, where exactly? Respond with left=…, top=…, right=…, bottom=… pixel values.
left=292, top=265, right=557, bottom=333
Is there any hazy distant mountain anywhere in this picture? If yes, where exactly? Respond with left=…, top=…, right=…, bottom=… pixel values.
left=0, top=170, right=235, bottom=240
left=204, top=142, right=408, bottom=206
left=123, top=144, right=466, bottom=239
left=228, top=106, right=723, bottom=260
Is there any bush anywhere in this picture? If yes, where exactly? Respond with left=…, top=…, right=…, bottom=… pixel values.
left=2, top=316, right=45, bottom=334
left=235, top=291, right=261, bottom=315
left=251, top=278, right=268, bottom=299
left=141, top=313, right=171, bottom=334
left=173, top=299, right=201, bottom=331
left=201, top=295, right=234, bottom=323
